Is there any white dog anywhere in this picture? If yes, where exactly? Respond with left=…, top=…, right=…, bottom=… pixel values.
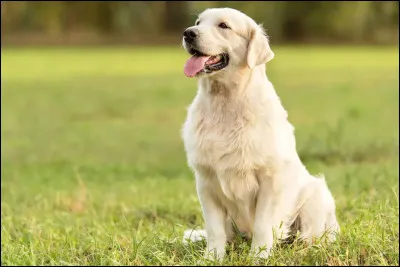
left=180, top=8, right=340, bottom=260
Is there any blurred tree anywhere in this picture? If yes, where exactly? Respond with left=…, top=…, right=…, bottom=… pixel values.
left=95, top=1, right=117, bottom=34
left=31, top=1, right=64, bottom=36
left=1, top=1, right=398, bottom=45
left=163, top=1, right=189, bottom=33
left=1, top=1, right=30, bottom=34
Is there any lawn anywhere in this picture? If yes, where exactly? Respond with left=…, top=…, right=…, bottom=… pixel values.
left=1, top=45, right=399, bottom=266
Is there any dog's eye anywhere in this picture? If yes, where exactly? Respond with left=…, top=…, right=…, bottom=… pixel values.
left=195, top=21, right=200, bottom=26
left=218, top=23, right=230, bottom=29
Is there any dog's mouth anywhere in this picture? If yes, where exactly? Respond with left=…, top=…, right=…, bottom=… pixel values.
left=184, top=48, right=229, bottom=78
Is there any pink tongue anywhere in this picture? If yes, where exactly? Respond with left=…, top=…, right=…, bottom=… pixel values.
left=184, top=55, right=211, bottom=77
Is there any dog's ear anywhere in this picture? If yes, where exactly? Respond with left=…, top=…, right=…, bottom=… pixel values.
left=247, top=24, right=274, bottom=69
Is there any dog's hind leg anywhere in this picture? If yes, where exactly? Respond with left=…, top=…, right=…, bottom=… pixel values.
left=297, top=177, right=340, bottom=244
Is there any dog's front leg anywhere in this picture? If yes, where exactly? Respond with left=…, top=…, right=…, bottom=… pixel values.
left=250, top=180, right=275, bottom=259
left=251, top=167, right=298, bottom=259
left=196, top=176, right=227, bottom=261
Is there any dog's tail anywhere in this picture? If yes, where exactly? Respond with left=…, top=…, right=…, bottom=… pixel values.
left=182, top=229, right=207, bottom=244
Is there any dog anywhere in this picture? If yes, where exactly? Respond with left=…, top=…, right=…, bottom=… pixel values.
left=180, top=7, right=340, bottom=260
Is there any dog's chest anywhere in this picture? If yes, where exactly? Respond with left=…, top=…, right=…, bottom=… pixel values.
left=183, top=98, right=273, bottom=170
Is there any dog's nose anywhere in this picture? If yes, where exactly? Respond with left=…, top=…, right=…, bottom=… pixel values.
left=183, top=29, right=198, bottom=40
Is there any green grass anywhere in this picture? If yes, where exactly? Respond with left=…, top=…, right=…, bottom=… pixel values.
left=1, top=45, right=399, bottom=266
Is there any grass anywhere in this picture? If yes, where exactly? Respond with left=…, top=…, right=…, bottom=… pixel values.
left=1, top=45, right=399, bottom=266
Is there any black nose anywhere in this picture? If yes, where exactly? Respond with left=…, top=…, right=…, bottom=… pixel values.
left=183, top=29, right=198, bottom=39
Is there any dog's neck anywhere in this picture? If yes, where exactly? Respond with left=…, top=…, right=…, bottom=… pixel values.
left=195, top=64, right=288, bottom=123
left=198, top=64, right=268, bottom=99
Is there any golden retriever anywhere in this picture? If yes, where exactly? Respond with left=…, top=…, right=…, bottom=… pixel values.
left=181, top=7, right=340, bottom=260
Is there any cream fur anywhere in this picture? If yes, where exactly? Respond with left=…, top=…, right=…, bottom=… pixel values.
left=181, top=7, right=340, bottom=260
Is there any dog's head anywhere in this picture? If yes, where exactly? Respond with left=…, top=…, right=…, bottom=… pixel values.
left=182, top=8, right=274, bottom=78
